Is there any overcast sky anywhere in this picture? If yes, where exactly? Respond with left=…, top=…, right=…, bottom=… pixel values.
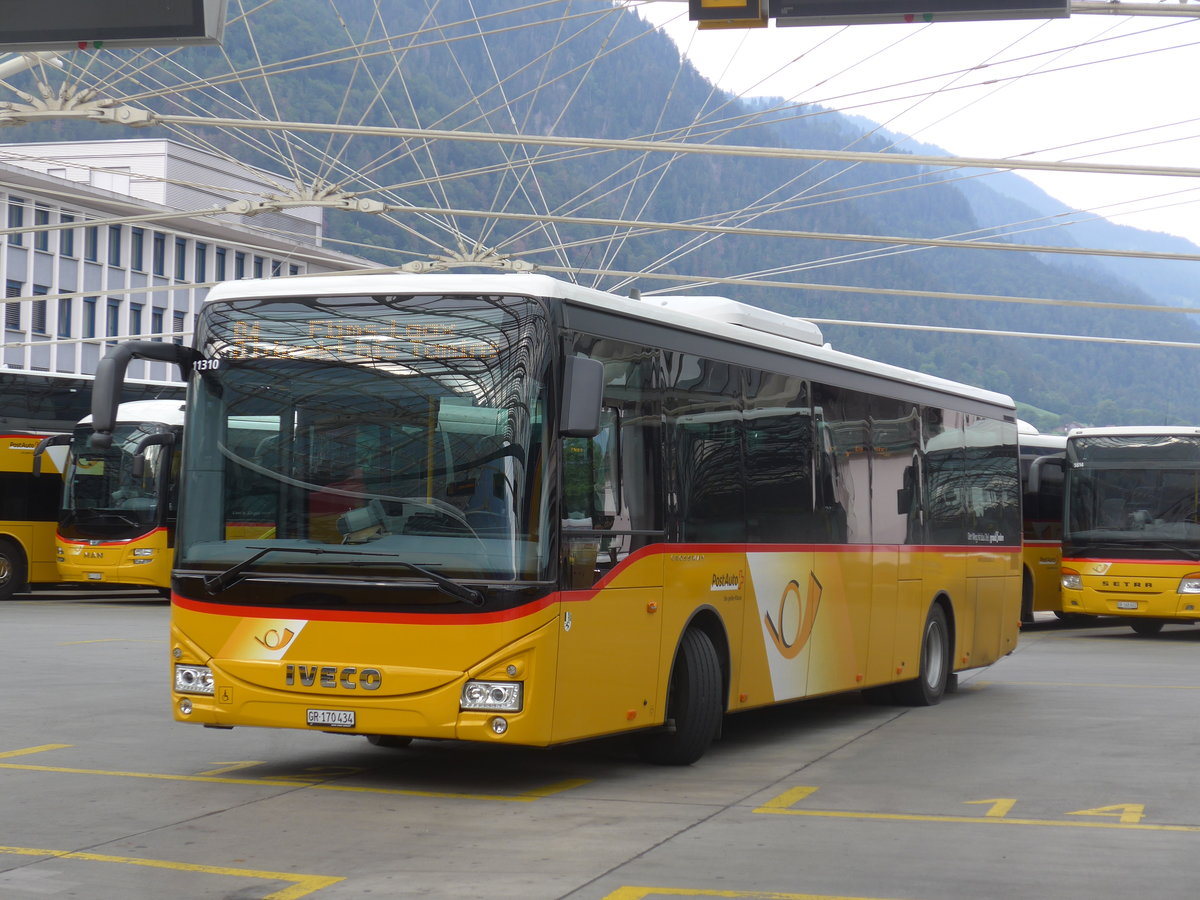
left=637, top=3, right=1200, bottom=247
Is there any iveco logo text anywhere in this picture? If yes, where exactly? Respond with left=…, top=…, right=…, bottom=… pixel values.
left=711, top=573, right=741, bottom=591
left=284, top=664, right=382, bottom=690
left=1101, top=580, right=1154, bottom=589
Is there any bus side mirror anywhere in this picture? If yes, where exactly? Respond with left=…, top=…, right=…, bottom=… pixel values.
left=130, top=432, right=176, bottom=479
left=32, top=432, right=71, bottom=476
left=559, top=356, right=604, bottom=438
left=92, top=341, right=198, bottom=448
left=1026, top=455, right=1065, bottom=494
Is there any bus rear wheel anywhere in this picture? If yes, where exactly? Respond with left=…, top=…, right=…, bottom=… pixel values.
left=1130, top=619, right=1165, bottom=636
left=637, top=627, right=722, bottom=766
left=0, top=539, right=27, bottom=601
left=894, top=604, right=949, bottom=707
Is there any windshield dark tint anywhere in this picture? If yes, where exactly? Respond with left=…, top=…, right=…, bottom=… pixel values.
left=177, top=293, right=552, bottom=585
left=60, top=422, right=174, bottom=540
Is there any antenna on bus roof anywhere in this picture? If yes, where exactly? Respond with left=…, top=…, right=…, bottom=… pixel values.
left=628, top=289, right=641, bottom=301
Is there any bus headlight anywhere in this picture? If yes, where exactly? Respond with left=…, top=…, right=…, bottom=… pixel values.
left=1061, top=569, right=1082, bottom=591
left=1179, top=574, right=1200, bottom=594
left=461, top=681, right=522, bottom=712
left=174, top=664, right=215, bottom=695
left=132, top=548, right=155, bottom=557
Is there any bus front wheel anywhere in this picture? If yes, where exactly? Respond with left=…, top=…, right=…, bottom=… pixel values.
left=1130, top=619, right=1165, bottom=636
left=894, top=604, right=950, bottom=707
left=0, top=539, right=27, bottom=601
left=637, top=627, right=723, bottom=766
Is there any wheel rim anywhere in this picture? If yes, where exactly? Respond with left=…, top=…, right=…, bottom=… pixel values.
left=923, top=619, right=946, bottom=689
left=0, top=558, right=10, bottom=585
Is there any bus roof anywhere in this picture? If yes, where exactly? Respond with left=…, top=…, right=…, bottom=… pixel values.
left=1068, top=426, right=1200, bottom=439
left=77, top=398, right=186, bottom=428
left=202, top=273, right=1016, bottom=412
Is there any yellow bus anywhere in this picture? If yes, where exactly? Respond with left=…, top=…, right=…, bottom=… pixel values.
left=1053, top=426, right=1200, bottom=635
left=0, top=432, right=67, bottom=600
left=90, top=274, right=1022, bottom=764
left=1017, top=422, right=1066, bottom=624
left=54, top=400, right=184, bottom=591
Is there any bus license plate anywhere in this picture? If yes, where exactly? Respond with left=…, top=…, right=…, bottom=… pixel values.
left=307, top=709, right=355, bottom=728
left=1117, top=601, right=1138, bottom=610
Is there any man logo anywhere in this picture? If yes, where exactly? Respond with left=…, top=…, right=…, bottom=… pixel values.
left=764, top=572, right=822, bottom=660
left=255, top=627, right=295, bottom=651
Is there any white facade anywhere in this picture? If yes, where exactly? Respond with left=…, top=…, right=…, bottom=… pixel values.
left=0, top=139, right=372, bottom=427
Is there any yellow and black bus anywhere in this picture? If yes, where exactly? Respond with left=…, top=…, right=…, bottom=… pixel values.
left=1018, top=422, right=1066, bottom=624
left=1054, top=426, right=1200, bottom=635
left=56, top=399, right=185, bottom=592
left=90, top=273, right=1021, bottom=764
left=0, top=431, right=66, bottom=600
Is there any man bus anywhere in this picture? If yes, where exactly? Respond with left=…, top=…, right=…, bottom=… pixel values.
left=55, top=400, right=184, bottom=592
left=1018, top=422, right=1066, bottom=624
left=1045, top=426, right=1200, bottom=635
left=88, top=273, right=1022, bottom=764
left=0, top=431, right=67, bottom=600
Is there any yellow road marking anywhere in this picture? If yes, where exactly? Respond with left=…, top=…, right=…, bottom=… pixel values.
left=0, top=846, right=340, bottom=900
left=0, top=744, right=71, bottom=759
left=755, top=787, right=1200, bottom=832
left=0, top=748, right=588, bottom=802
left=602, top=888, right=910, bottom=899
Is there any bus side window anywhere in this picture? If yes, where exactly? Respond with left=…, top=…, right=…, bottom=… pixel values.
left=562, top=409, right=619, bottom=527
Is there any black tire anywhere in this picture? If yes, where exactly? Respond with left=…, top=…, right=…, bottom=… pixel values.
left=1130, top=619, right=1165, bottom=636
left=637, top=627, right=723, bottom=766
left=1020, top=570, right=1034, bottom=625
left=894, top=604, right=950, bottom=706
left=0, top=539, right=27, bottom=601
left=366, top=734, right=413, bottom=748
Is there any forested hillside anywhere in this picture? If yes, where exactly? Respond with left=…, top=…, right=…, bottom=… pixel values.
left=5, top=0, right=1198, bottom=428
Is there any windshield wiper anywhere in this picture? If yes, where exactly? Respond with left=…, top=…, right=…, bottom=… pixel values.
left=203, top=545, right=485, bottom=606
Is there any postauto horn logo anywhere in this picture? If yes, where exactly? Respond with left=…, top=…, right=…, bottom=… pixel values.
left=764, top=573, right=822, bottom=660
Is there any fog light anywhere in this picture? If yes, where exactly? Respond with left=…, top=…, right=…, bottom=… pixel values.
left=490, top=716, right=508, bottom=735
left=175, top=664, right=214, bottom=695
left=179, top=698, right=193, bottom=715
left=461, top=680, right=522, bottom=712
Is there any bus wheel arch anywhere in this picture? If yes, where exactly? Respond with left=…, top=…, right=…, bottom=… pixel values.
left=0, top=537, right=28, bottom=601
left=637, top=610, right=727, bottom=766
left=894, top=596, right=952, bottom=707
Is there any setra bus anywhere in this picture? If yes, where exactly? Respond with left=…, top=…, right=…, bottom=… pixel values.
left=1048, top=426, right=1200, bottom=635
left=1017, top=422, right=1066, bottom=624
left=55, top=399, right=184, bottom=592
left=88, top=273, right=1022, bottom=764
left=0, top=431, right=68, bottom=600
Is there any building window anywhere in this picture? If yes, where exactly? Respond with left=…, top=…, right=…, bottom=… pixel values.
left=33, top=205, right=49, bottom=251
left=60, top=214, right=75, bottom=257
left=195, top=242, right=208, bottom=282
left=84, top=225, right=99, bottom=261
left=152, top=232, right=166, bottom=275
left=108, top=225, right=123, bottom=267
left=7, top=198, right=24, bottom=245
left=172, top=311, right=185, bottom=345
left=174, top=238, right=187, bottom=280
left=151, top=307, right=164, bottom=341
left=129, top=303, right=143, bottom=338
left=215, top=247, right=227, bottom=281
left=5, top=280, right=22, bottom=330
left=83, top=297, right=97, bottom=339
left=58, top=297, right=72, bottom=338
left=289, top=264, right=299, bottom=276
left=234, top=252, right=245, bottom=279
left=31, top=285, right=48, bottom=334
left=253, top=256, right=264, bottom=278
left=106, top=299, right=120, bottom=345
left=131, top=227, right=145, bottom=271
left=271, top=260, right=281, bottom=277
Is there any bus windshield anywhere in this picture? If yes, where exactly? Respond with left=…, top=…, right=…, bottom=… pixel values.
left=1065, top=434, right=1200, bottom=552
left=176, top=293, right=553, bottom=589
left=61, top=422, right=173, bottom=541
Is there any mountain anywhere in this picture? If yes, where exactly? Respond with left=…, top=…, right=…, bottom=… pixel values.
left=3, top=0, right=1198, bottom=429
